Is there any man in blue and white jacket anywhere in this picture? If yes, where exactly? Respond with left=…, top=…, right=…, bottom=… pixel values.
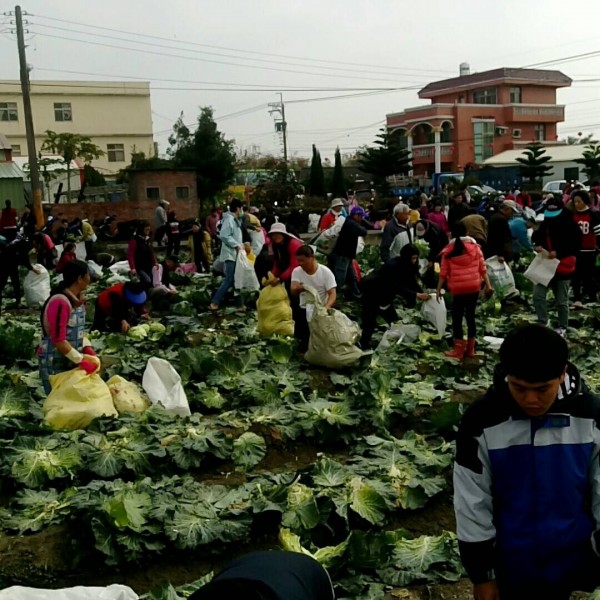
left=454, top=324, right=600, bottom=600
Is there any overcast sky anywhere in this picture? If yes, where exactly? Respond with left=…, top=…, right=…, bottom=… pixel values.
left=2, top=0, right=600, bottom=162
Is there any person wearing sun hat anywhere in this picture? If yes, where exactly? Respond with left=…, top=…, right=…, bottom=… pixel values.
left=531, top=194, right=582, bottom=337
left=318, top=197, right=345, bottom=231
left=267, top=222, right=304, bottom=291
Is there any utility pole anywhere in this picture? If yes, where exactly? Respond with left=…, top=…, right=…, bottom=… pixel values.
left=268, top=94, right=288, bottom=176
left=15, top=5, right=43, bottom=229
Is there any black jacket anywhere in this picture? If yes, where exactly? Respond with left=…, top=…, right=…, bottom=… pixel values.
left=361, top=255, right=422, bottom=307
left=448, top=202, right=471, bottom=228
left=332, top=218, right=367, bottom=259
left=485, top=213, right=513, bottom=260
left=532, top=210, right=582, bottom=278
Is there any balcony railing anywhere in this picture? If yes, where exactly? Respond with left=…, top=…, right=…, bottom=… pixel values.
left=412, top=143, right=453, bottom=159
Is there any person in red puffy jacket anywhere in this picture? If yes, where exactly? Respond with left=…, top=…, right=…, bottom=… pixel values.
left=436, top=223, right=493, bottom=360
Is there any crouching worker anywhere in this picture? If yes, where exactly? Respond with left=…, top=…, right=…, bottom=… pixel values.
left=38, top=260, right=97, bottom=394
left=92, top=281, right=147, bottom=334
left=290, top=245, right=336, bottom=353
left=454, top=324, right=600, bottom=600
left=189, top=550, right=335, bottom=600
left=359, top=244, right=430, bottom=348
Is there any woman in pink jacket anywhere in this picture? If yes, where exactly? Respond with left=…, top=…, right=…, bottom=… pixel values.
left=436, top=223, right=493, bottom=360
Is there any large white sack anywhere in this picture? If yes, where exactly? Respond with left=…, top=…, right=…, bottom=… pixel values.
left=24, top=264, right=51, bottom=308
left=108, top=260, right=131, bottom=275
left=421, top=296, right=447, bottom=338
left=142, top=357, right=190, bottom=417
left=0, top=584, right=138, bottom=600
left=303, top=286, right=362, bottom=368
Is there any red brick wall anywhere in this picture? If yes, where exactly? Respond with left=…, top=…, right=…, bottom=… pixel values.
left=45, top=198, right=200, bottom=226
left=129, top=170, right=198, bottom=204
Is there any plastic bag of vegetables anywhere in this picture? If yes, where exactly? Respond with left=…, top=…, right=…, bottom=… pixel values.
left=106, top=375, right=149, bottom=414
left=44, top=358, right=118, bottom=430
left=256, top=274, right=294, bottom=337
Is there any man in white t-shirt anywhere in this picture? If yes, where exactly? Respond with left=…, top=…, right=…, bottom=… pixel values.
left=291, top=245, right=337, bottom=352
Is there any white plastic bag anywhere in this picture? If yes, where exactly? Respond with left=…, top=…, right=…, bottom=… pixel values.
left=377, top=324, right=421, bottom=351
left=249, top=229, right=265, bottom=256
left=524, top=251, right=560, bottom=287
left=234, top=250, right=260, bottom=292
left=0, top=584, right=138, bottom=600
left=421, top=296, right=447, bottom=338
left=142, top=357, right=190, bottom=417
left=24, top=264, right=51, bottom=308
left=483, top=336, right=504, bottom=351
left=108, top=260, right=131, bottom=275
left=87, top=260, right=103, bottom=279
left=486, top=256, right=518, bottom=298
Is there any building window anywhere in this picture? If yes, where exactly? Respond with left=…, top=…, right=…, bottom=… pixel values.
left=146, top=187, right=160, bottom=200
left=54, top=102, right=72, bottom=121
left=175, top=186, right=190, bottom=199
left=107, top=143, right=125, bottom=163
left=472, top=88, right=497, bottom=104
left=534, top=124, right=546, bottom=141
left=509, top=87, right=522, bottom=104
left=0, top=102, right=18, bottom=122
left=11, top=144, right=21, bottom=156
left=473, top=121, right=495, bottom=163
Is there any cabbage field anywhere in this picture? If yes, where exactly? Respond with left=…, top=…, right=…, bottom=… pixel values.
left=1, top=248, right=599, bottom=599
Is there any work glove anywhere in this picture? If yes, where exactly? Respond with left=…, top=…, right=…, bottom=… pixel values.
left=78, top=356, right=100, bottom=375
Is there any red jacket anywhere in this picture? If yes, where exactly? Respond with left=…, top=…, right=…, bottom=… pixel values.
left=56, top=250, right=76, bottom=273
left=319, top=212, right=336, bottom=231
left=271, top=237, right=304, bottom=282
left=439, top=238, right=487, bottom=296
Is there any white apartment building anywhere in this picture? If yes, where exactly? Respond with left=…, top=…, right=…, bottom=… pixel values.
left=0, top=80, right=155, bottom=175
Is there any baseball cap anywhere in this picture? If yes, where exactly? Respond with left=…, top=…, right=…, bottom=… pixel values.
left=350, top=206, right=366, bottom=218
left=545, top=195, right=563, bottom=218
left=501, top=200, right=520, bottom=213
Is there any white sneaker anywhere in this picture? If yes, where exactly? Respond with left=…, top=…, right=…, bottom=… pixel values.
left=555, top=327, right=567, bottom=339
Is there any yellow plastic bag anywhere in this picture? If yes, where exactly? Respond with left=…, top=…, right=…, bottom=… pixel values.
left=44, top=359, right=118, bottom=430
left=257, top=275, right=294, bottom=337
left=107, top=375, right=149, bottom=414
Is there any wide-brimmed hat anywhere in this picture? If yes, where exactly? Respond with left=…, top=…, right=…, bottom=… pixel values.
left=270, top=222, right=294, bottom=236
left=330, top=198, right=344, bottom=209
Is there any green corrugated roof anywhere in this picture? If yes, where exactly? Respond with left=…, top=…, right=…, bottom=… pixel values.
left=0, top=162, right=24, bottom=179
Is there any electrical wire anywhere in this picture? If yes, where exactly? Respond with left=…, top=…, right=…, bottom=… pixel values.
left=28, top=31, right=426, bottom=85
left=31, top=23, right=435, bottom=83
left=31, top=13, right=453, bottom=76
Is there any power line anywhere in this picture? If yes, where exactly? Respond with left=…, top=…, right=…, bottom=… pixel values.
left=32, top=67, right=403, bottom=91
left=31, top=13, right=453, bottom=76
left=31, top=22, right=434, bottom=83
left=522, top=50, right=600, bottom=69
left=29, top=31, right=425, bottom=85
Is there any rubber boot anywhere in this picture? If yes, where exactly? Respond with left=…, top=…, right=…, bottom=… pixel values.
left=444, top=339, right=466, bottom=360
left=465, top=338, right=476, bottom=359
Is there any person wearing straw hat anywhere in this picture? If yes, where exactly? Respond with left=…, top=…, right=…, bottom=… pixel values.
left=319, top=197, right=345, bottom=231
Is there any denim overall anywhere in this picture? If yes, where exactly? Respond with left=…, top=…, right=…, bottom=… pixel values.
left=38, top=296, right=86, bottom=394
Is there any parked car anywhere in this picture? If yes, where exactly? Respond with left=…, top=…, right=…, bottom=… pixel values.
left=542, top=180, right=589, bottom=193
